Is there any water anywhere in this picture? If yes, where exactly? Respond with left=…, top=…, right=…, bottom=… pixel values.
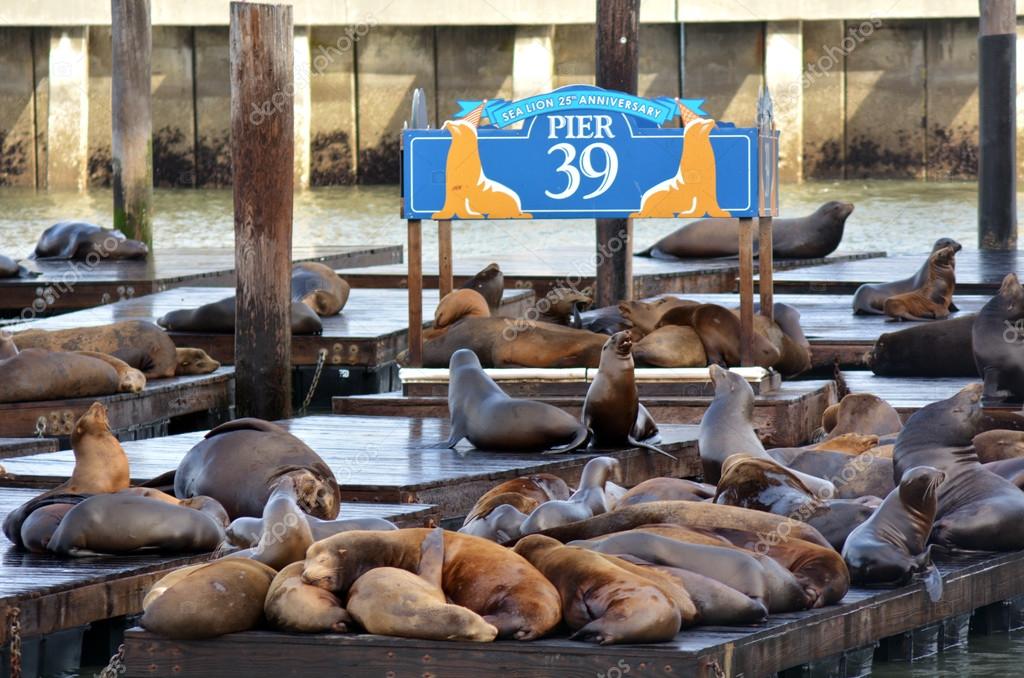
left=871, top=631, right=1024, bottom=677
left=0, top=180, right=1015, bottom=260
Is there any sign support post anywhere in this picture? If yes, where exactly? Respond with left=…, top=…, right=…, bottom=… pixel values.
left=405, top=88, right=429, bottom=368
left=738, top=218, right=755, bottom=366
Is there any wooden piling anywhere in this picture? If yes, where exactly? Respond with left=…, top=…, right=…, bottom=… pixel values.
left=407, top=220, right=424, bottom=367
left=758, top=216, right=774, bottom=321
left=438, top=219, right=453, bottom=298
left=230, top=1, right=294, bottom=420
left=110, top=0, right=153, bottom=247
left=739, top=217, right=755, bottom=366
left=594, top=0, right=639, bottom=307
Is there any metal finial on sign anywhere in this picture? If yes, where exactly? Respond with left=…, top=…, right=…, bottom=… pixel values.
left=410, top=88, right=429, bottom=130
left=757, top=85, right=775, bottom=215
left=757, top=85, right=774, bottom=134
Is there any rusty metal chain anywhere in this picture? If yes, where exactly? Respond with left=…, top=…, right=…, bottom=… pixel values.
left=299, top=348, right=329, bottom=414
left=96, top=643, right=127, bottom=677
left=35, top=417, right=47, bottom=438
left=7, top=607, right=22, bottom=678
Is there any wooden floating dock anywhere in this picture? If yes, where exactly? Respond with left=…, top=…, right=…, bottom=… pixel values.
left=338, top=248, right=885, bottom=298
left=0, top=367, right=234, bottom=443
left=0, top=416, right=700, bottom=520
left=120, top=550, right=1024, bottom=678
left=0, top=245, right=402, bottom=314
left=0, top=439, right=57, bottom=461
left=764, top=249, right=1022, bottom=295
left=842, top=372, right=1024, bottom=423
left=0, top=487, right=436, bottom=650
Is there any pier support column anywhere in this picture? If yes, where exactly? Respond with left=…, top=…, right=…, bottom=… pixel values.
left=293, top=25, right=311, bottom=189
left=47, top=27, right=89, bottom=191
left=513, top=26, right=554, bottom=99
left=765, top=21, right=802, bottom=183
left=801, top=21, right=845, bottom=180
left=0, top=28, right=38, bottom=187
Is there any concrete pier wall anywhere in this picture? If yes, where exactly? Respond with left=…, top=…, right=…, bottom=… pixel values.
left=0, top=16, right=1014, bottom=186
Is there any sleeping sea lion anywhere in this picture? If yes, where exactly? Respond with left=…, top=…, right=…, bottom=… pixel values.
left=616, top=477, right=716, bottom=506
left=31, top=221, right=148, bottom=260
left=264, top=562, right=351, bottom=633
left=853, top=238, right=962, bottom=314
left=631, top=325, right=706, bottom=367
left=434, top=288, right=490, bottom=328
left=0, top=346, right=128, bottom=404
left=158, top=295, right=323, bottom=335
left=291, top=262, right=350, bottom=316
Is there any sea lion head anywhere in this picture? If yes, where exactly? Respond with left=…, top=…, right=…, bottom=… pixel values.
left=898, top=466, right=945, bottom=514
left=175, top=347, right=220, bottom=375
left=931, top=245, right=956, bottom=270
left=709, top=364, right=753, bottom=400
left=110, top=238, right=149, bottom=259
left=818, top=201, right=855, bottom=223
left=947, top=383, right=985, bottom=434
left=932, top=237, right=962, bottom=254
left=997, top=273, right=1024, bottom=313
left=302, top=539, right=355, bottom=593
left=449, top=347, right=483, bottom=371
left=603, top=330, right=633, bottom=360
left=74, top=402, right=111, bottom=439
left=274, top=467, right=340, bottom=521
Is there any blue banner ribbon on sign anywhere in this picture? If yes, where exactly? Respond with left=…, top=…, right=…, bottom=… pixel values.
left=454, top=91, right=709, bottom=128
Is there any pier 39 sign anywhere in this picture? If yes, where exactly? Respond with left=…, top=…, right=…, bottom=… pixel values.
left=401, top=85, right=778, bottom=221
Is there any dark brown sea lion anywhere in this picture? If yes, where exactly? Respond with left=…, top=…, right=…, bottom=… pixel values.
left=446, top=349, right=589, bottom=452
left=691, top=304, right=781, bottom=368
left=853, top=238, right=962, bottom=315
left=158, top=295, right=323, bottom=335
left=0, top=347, right=126, bottom=404
left=842, top=466, right=945, bottom=598
left=618, top=297, right=700, bottom=337
left=578, top=305, right=630, bottom=335
left=823, top=393, right=903, bottom=439
left=883, top=246, right=957, bottom=321
left=768, top=447, right=895, bottom=500
left=973, top=430, right=1024, bottom=463
left=19, top=502, right=78, bottom=553
left=0, top=254, right=33, bottom=278
left=291, top=262, right=350, bottom=316
left=13, top=320, right=181, bottom=379
left=637, top=201, right=854, bottom=259
left=172, top=418, right=341, bottom=520
left=616, top=478, right=716, bottom=506
left=512, top=534, right=684, bottom=643
left=141, top=558, right=277, bottom=639
left=264, top=561, right=351, bottom=633
left=519, top=457, right=621, bottom=535
left=459, top=262, right=503, bottom=312
left=869, top=314, right=978, bottom=377
left=631, top=325, right=706, bottom=367
left=463, top=473, right=572, bottom=525
left=434, top=288, right=490, bottom=328
left=302, top=528, right=562, bottom=640
left=31, top=221, right=148, bottom=260
left=892, top=384, right=985, bottom=481
left=973, top=273, right=1024, bottom=402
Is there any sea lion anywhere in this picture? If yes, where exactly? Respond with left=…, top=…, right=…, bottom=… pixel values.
left=264, top=561, right=350, bottom=633
left=47, top=492, right=227, bottom=556
left=174, top=347, right=221, bottom=375
left=0, top=333, right=17, bottom=359
left=537, top=288, right=592, bottom=327
left=459, top=262, right=503, bottom=312
left=973, top=430, right=1024, bottom=463
left=13, top=320, right=181, bottom=379
left=463, top=473, right=572, bottom=525
left=346, top=528, right=499, bottom=642
left=973, top=273, right=1024, bottom=402
left=0, top=254, right=34, bottom=278
left=882, top=246, right=957, bottom=321
left=617, top=477, right=716, bottom=506
left=0, top=347, right=127, bottom=403
left=892, top=384, right=985, bottom=481
left=518, top=457, right=621, bottom=535
left=768, top=447, right=895, bottom=500
left=458, top=503, right=529, bottom=542
left=618, top=297, right=700, bottom=337
left=766, top=302, right=813, bottom=376
left=842, top=466, right=945, bottom=598
left=513, top=534, right=683, bottom=643
left=823, top=393, right=903, bottom=439
left=173, top=418, right=341, bottom=520
left=302, top=528, right=562, bottom=640
left=869, top=314, right=978, bottom=377
left=31, top=221, right=148, bottom=260
left=230, top=475, right=314, bottom=570
left=445, top=348, right=589, bottom=452
left=579, top=305, right=631, bottom=335
left=158, top=295, right=323, bottom=335
left=434, top=288, right=490, bottom=328
left=226, top=514, right=397, bottom=549
left=19, top=502, right=78, bottom=553
left=932, top=462, right=1024, bottom=552
left=631, top=325, right=707, bottom=367
left=141, top=558, right=276, bottom=640
left=853, top=238, right=962, bottom=315
left=291, top=262, right=350, bottom=316
left=637, top=201, right=854, bottom=259
left=982, top=457, right=1024, bottom=488
left=691, top=304, right=781, bottom=368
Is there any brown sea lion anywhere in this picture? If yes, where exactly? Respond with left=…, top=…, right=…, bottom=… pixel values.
left=616, top=478, right=716, bottom=506
left=882, top=246, right=957, bottom=321
left=13, top=320, right=180, bottom=379
left=618, top=297, right=700, bottom=337
left=869, top=314, right=978, bottom=377
left=346, top=528, right=499, bottom=642
left=892, top=384, right=985, bottom=481
left=691, top=304, right=781, bottom=368
left=458, top=503, right=530, bottom=542
left=0, top=348, right=126, bottom=404
left=141, top=558, right=276, bottom=639
left=31, top=221, right=148, bottom=260
left=631, top=325, right=706, bottom=368
left=434, top=288, right=490, bottom=328
left=537, top=288, right=592, bottom=327
left=172, top=418, right=341, bottom=520
left=174, top=347, right=221, bottom=375
left=302, top=528, right=562, bottom=640
left=230, top=475, right=314, bottom=570
left=853, top=238, right=962, bottom=315
left=463, top=473, right=572, bottom=525
left=459, top=262, right=503, bottom=312
left=264, top=561, right=350, bottom=633
left=513, top=534, right=683, bottom=643
left=768, top=447, right=895, bottom=500
left=973, top=273, right=1024, bottom=402
left=766, top=302, right=813, bottom=376
left=973, top=430, right=1024, bottom=463
left=823, top=393, right=903, bottom=439
left=226, top=514, right=397, bottom=549
left=291, top=262, right=350, bottom=316
left=158, top=295, right=323, bottom=335
left=0, top=333, right=17, bottom=358
left=842, top=466, right=945, bottom=598
left=446, top=349, right=589, bottom=452
left=519, top=457, right=621, bottom=535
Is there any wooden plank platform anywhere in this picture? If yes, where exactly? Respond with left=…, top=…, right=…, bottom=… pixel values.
left=120, top=549, right=1024, bottom=678
left=0, top=416, right=700, bottom=520
left=0, top=439, right=58, bottom=460
left=765, top=249, right=1023, bottom=295
left=333, top=380, right=836, bottom=448
left=841, top=372, right=1024, bottom=423
left=0, top=367, right=234, bottom=443
left=0, top=487, right=436, bottom=647
left=3, top=287, right=533, bottom=367
left=0, top=245, right=403, bottom=314
left=338, top=249, right=885, bottom=298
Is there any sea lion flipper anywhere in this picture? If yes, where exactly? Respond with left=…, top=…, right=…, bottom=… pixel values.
left=921, top=565, right=943, bottom=602
left=948, top=301, right=960, bottom=313
left=544, top=426, right=590, bottom=455
left=418, top=526, right=445, bottom=590
left=627, top=435, right=676, bottom=460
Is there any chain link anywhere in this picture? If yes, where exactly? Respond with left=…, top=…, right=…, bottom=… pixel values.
left=299, top=349, right=329, bottom=414
left=7, top=607, right=22, bottom=678
left=96, top=643, right=127, bottom=678
left=35, top=417, right=46, bottom=438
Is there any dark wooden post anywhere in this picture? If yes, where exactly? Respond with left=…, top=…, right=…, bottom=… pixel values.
left=758, top=217, right=774, bottom=321
left=978, top=0, right=1018, bottom=250
left=438, top=219, right=453, bottom=298
left=594, top=0, right=639, bottom=307
left=738, top=218, right=755, bottom=366
left=230, top=2, right=294, bottom=420
left=408, top=219, right=423, bottom=366
left=111, top=0, right=153, bottom=247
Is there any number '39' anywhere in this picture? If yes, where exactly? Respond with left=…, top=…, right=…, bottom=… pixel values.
left=545, top=143, right=619, bottom=200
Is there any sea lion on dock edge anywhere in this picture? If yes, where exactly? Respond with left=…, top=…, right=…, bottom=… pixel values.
left=882, top=246, right=957, bottom=321
left=264, top=562, right=351, bottom=633
left=853, top=238, right=962, bottom=315
left=446, top=349, right=589, bottom=452
left=302, top=528, right=562, bottom=640
left=174, top=347, right=221, bottom=375
left=158, top=295, right=323, bottom=335
left=616, top=478, right=716, bottom=506
left=631, top=325, right=706, bottom=368
left=842, top=466, right=945, bottom=599
left=513, top=534, right=684, bottom=643
left=0, top=254, right=35, bottom=278
left=434, top=288, right=490, bottom=328
left=868, top=314, right=978, bottom=377
left=0, top=347, right=128, bottom=404
left=822, top=393, right=903, bottom=439
left=31, top=221, right=148, bottom=260
left=637, top=201, right=854, bottom=259
left=291, top=262, right=350, bottom=316
left=459, top=262, right=503, bottom=312
left=973, top=273, right=1024, bottom=402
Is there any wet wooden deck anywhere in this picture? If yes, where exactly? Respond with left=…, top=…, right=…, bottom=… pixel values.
left=0, top=487, right=436, bottom=647
left=338, top=249, right=885, bottom=298
left=4, top=287, right=533, bottom=368
left=120, top=549, right=1024, bottom=677
left=842, top=372, right=1023, bottom=423
left=0, top=439, right=58, bottom=460
left=0, top=245, right=402, bottom=314
left=0, top=367, right=234, bottom=443
left=764, top=249, right=1022, bottom=295
left=0, top=416, right=700, bottom=520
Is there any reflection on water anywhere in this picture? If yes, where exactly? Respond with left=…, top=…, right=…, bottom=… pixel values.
left=0, top=181, right=1018, bottom=259
left=872, top=631, right=1024, bottom=677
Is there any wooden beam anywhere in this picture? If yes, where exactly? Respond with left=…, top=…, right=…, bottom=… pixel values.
left=739, top=217, right=755, bottom=366
left=111, top=0, right=153, bottom=248
left=407, top=219, right=423, bottom=367
left=593, top=0, right=639, bottom=307
left=230, top=1, right=294, bottom=420
left=437, top=219, right=453, bottom=298
left=758, top=216, right=774, bottom=320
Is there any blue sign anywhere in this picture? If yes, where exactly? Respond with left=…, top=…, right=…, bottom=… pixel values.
left=402, top=85, right=776, bottom=221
